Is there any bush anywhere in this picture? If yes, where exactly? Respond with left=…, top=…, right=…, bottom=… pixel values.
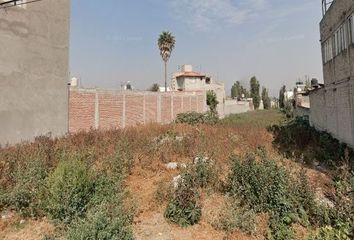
left=227, top=153, right=324, bottom=240
left=0, top=159, right=48, bottom=217
left=42, top=159, right=95, bottom=224
left=308, top=224, right=351, bottom=240
left=189, top=156, right=219, bottom=189
left=164, top=178, right=201, bottom=227
left=271, top=117, right=354, bottom=169
left=175, top=111, right=218, bottom=125
left=214, top=198, right=256, bottom=235
left=67, top=203, right=134, bottom=240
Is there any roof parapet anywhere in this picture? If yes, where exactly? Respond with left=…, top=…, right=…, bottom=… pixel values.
left=322, top=0, right=333, bottom=16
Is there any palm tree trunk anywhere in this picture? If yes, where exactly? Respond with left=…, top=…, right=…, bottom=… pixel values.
left=164, top=61, right=167, bottom=92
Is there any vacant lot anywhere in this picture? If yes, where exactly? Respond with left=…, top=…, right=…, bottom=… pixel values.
left=0, top=110, right=353, bottom=240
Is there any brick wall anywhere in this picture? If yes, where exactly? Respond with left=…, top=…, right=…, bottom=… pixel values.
left=69, top=89, right=206, bottom=133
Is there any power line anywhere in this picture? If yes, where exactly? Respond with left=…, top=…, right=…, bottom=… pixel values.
left=0, top=0, right=45, bottom=10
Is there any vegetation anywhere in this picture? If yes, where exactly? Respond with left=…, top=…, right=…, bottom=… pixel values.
left=149, top=83, right=160, bottom=92
left=164, top=175, right=202, bottom=227
left=250, top=76, right=261, bottom=109
left=262, top=86, right=271, bottom=110
left=206, top=90, right=219, bottom=113
left=1, top=111, right=354, bottom=239
left=175, top=111, right=219, bottom=125
left=221, top=109, right=286, bottom=128
left=158, top=31, right=175, bottom=92
left=271, top=117, right=354, bottom=168
left=231, top=81, right=249, bottom=100
left=279, top=85, right=287, bottom=109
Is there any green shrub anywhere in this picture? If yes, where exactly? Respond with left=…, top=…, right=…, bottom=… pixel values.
left=42, top=159, right=94, bottom=224
left=228, top=155, right=294, bottom=215
left=164, top=178, right=201, bottom=227
left=271, top=117, right=354, bottom=169
left=67, top=203, right=133, bottom=240
left=214, top=198, right=256, bottom=235
left=206, top=90, right=219, bottom=113
left=175, top=111, right=218, bottom=125
left=308, top=224, right=351, bottom=240
left=104, top=143, right=134, bottom=177
left=0, top=159, right=48, bottom=217
left=190, top=156, right=219, bottom=189
left=227, top=154, right=325, bottom=240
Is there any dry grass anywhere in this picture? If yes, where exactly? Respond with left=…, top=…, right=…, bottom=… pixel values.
left=0, top=110, right=339, bottom=239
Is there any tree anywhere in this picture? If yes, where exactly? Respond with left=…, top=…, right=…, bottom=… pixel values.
left=250, top=77, right=260, bottom=109
left=261, top=87, right=271, bottom=110
left=231, top=81, right=241, bottom=99
left=279, top=85, right=286, bottom=109
left=206, top=90, right=219, bottom=114
left=231, top=81, right=249, bottom=100
left=149, top=83, right=160, bottom=92
left=158, top=32, right=176, bottom=92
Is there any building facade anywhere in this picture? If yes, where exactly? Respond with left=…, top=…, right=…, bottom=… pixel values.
left=309, top=0, right=354, bottom=147
left=171, top=65, right=227, bottom=117
left=0, top=0, right=71, bottom=145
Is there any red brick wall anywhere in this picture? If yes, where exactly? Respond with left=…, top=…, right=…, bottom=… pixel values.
left=69, top=89, right=206, bottom=133
left=98, top=94, right=123, bottom=130
left=69, top=91, right=96, bottom=132
left=126, top=94, right=144, bottom=126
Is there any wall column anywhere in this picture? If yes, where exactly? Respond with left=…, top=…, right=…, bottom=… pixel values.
left=122, top=94, right=126, bottom=128
left=94, top=90, right=99, bottom=129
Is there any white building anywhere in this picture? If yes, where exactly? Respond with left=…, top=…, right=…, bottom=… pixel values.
left=171, top=65, right=226, bottom=117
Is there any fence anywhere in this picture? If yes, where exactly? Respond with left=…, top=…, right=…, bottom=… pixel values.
left=69, top=89, right=206, bottom=133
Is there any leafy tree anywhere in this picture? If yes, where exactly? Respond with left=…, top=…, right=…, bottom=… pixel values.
left=206, top=90, right=219, bottom=113
left=149, top=83, right=160, bottom=92
left=158, top=32, right=176, bottom=92
left=279, top=85, right=286, bottom=109
left=250, top=77, right=260, bottom=109
left=231, top=81, right=241, bottom=99
left=261, top=87, right=271, bottom=110
left=231, top=81, right=249, bottom=100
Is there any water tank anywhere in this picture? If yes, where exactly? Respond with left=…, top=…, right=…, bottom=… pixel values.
left=311, top=78, right=319, bottom=87
left=71, top=77, right=78, bottom=87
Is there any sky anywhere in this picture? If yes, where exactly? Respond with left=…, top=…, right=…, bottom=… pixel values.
left=70, top=0, right=324, bottom=97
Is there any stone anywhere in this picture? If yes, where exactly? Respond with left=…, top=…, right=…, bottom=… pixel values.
left=172, top=175, right=182, bottom=188
left=165, top=162, right=178, bottom=170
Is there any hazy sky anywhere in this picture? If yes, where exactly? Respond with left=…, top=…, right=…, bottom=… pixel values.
left=70, top=0, right=324, bottom=97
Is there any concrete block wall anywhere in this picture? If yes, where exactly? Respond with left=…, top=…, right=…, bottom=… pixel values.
left=223, top=100, right=253, bottom=116
left=0, top=0, right=70, bottom=145
left=309, top=80, right=354, bottom=148
left=69, top=89, right=206, bottom=133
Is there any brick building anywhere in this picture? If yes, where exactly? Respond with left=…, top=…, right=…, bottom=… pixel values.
left=309, top=0, right=354, bottom=147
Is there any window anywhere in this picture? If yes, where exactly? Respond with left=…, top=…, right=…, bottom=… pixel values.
left=333, top=24, right=348, bottom=56
left=323, top=37, right=333, bottom=63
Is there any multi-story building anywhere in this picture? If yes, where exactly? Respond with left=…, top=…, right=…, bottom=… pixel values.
left=171, top=65, right=226, bottom=117
left=309, top=0, right=354, bottom=147
left=0, top=0, right=70, bottom=144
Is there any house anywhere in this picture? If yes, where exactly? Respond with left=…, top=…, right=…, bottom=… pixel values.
left=171, top=65, right=226, bottom=117
left=0, top=0, right=70, bottom=145
left=309, top=0, right=354, bottom=147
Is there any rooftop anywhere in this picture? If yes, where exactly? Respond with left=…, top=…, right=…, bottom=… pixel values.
left=176, top=71, right=206, bottom=78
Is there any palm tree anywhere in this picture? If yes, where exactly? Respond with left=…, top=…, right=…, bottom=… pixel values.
left=158, top=31, right=176, bottom=92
